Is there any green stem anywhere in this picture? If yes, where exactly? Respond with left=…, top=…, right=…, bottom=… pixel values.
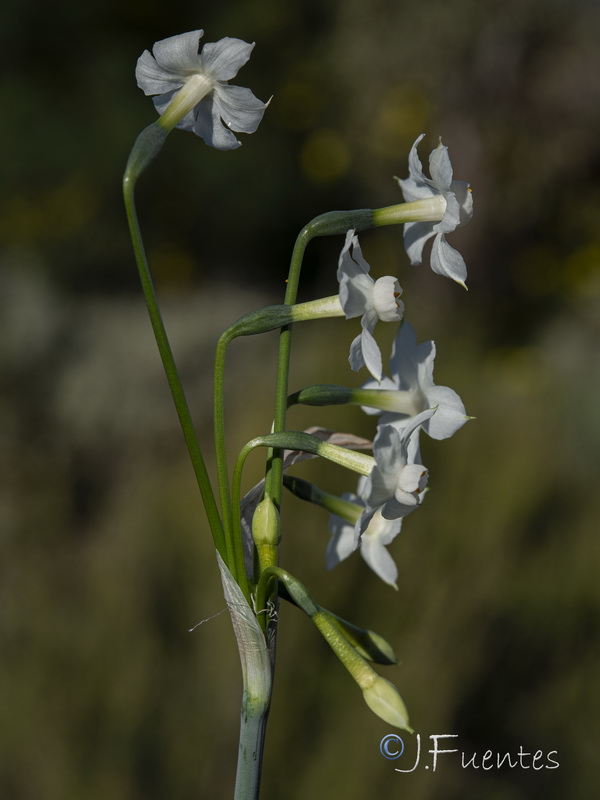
left=232, top=431, right=374, bottom=593
left=122, top=159, right=226, bottom=560
left=218, top=553, right=272, bottom=799
left=264, top=208, right=374, bottom=509
left=214, top=330, right=236, bottom=569
left=262, top=230, right=309, bottom=507
left=212, top=327, right=251, bottom=602
left=234, top=693, right=271, bottom=800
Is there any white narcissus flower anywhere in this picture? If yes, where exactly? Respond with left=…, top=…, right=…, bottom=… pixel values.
left=397, top=134, right=473, bottom=286
left=136, top=30, right=269, bottom=150
left=327, top=410, right=433, bottom=588
left=327, top=486, right=403, bottom=589
left=337, top=230, right=404, bottom=382
left=362, top=322, right=470, bottom=440
left=361, top=412, right=433, bottom=531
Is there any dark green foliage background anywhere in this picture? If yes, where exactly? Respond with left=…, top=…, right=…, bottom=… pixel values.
left=1, top=1, right=599, bottom=798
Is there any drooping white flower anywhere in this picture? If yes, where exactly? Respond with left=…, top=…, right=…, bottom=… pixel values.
left=136, top=29, right=268, bottom=150
left=397, top=134, right=473, bottom=286
left=361, top=322, right=469, bottom=440
left=361, top=413, right=433, bottom=527
left=337, top=230, right=404, bottom=382
left=327, top=486, right=403, bottom=589
left=327, top=410, right=433, bottom=588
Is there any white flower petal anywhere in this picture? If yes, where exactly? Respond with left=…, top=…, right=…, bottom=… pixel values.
left=399, top=407, right=437, bottom=452
left=339, top=273, right=373, bottom=318
left=392, top=408, right=435, bottom=479
left=406, top=133, right=427, bottom=184
left=136, top=50, right=184, bottom=95
left=428, top=140, right=453, bottom=191
left=361, top=307, right=379, bottom=335
left=192, top=94, right=242, bottom=149
left=414, top=338, right=436, bottom=392
left=152, top=30, right=204, bottom=74
left=452, top=180, right=474, bottom=224
left=382, top=324, right=469, bottom=441
left=359, top=322, right=383, bottom=382
left=372, top=425, right=403, bottom=476
left=326, top=515, right=359, bottom=569
left=348, top=332, right=365, bottom=373
left=355, top=476, right=370, bottom=499
left=337, top=234, right=369, bottom=281
left=404, top=424, right=423, bottom=465
left=424, top=385, right=468, bottom=439
left=430, top=233, right=468, bottom=286
left=435, top=191, right=461, bottom=233
left=213, top=84, right=268, bottom=133
left=200, top=37, right=255, bottom=81
left=337, top=231, right=375, bottom=317
left=347, top=234, right=372, bottom=273
left=380, top=496, right=419, bottom=521
left=366, top=468, right=395, bottom=511
left=361, top=533, right=399, bottom=589
left=371, top=512, right=403, bottom=546
left=402, top=221, right=437, bottom=265
left=389, top=323, right=420, bottom=388
left=397, top=175, right=435, bottom=203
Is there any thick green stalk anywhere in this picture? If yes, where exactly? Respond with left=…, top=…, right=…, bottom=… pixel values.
left=218, top=554, right=272, bottom=799
left=234, top=693, right=270, bottom=800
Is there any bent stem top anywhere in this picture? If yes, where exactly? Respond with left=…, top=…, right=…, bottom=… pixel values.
left=123, top=141, right=226, bottom=566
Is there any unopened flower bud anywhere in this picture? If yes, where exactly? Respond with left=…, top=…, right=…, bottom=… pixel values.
left=362, top=675, right=413, bottom=732
left=252, top=497, right=280, bottom=570
left=252, top=497, right=280, bottom=548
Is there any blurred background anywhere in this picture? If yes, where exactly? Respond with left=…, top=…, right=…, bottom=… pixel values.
left=1, top=0, right=599, bottom=797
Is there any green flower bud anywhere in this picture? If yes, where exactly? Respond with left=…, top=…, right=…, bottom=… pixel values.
left=252, top=497, right=280, bottom=571
left=252, top=497, right=280, bottom=548
left=362, top=675, right=413, bottom=732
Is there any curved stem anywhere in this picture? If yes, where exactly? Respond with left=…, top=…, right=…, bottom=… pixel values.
left=123, top=169, right=226, bottom=559
left=263, top=208, right=374, bottom=511
left=233, top=431, right=374, bottom=579
left=263, top=228, right=310, bottom=507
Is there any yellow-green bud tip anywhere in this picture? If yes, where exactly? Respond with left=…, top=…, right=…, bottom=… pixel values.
left=361, top=630, right=399, bottom=665
left=362, top=676, right=413, bottom=732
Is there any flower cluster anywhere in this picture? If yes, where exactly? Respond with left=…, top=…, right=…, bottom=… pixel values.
left=128, top=23, right=477, bottom=751
left=327, top=325, right=469, bottom=587
left=323, top=139, right=472, bottom=585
